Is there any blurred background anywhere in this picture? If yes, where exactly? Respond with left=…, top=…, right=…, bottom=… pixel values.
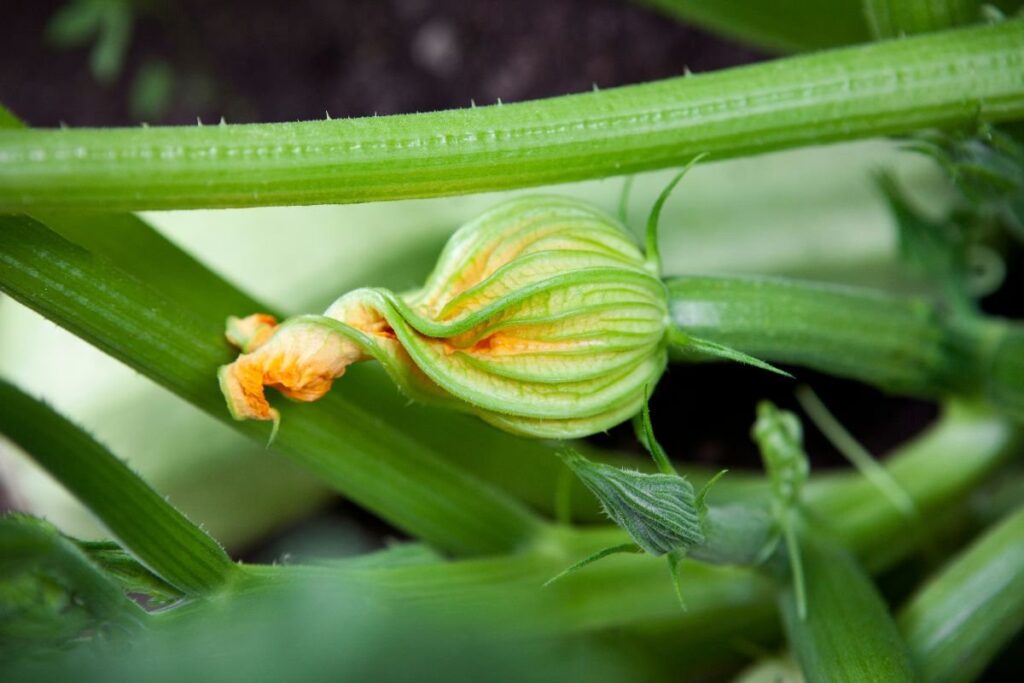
left=4, top=0, right=765, bottom=127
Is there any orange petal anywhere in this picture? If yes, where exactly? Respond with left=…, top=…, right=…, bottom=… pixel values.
left=225, top=313, right=279, bottom=353
left=219, top=321, right=365, bottom=422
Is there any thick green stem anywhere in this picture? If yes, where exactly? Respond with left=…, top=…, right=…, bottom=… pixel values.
left=1, top=21, right=1022, bottom=211
left=777, top=530, right=917, bottom=683
left=899, top=505, right=1024, bottom=683
left=0, top=381, right=238, bottom=595
left=35, top=211, right=260, bottom=323
left=227, top=403, right=1017, bottom=648
left=236, top=408, right=1017, bottom=641
left=668, top=275, right=1024, bottom=420
left=0, top=215, right=544, bottom=557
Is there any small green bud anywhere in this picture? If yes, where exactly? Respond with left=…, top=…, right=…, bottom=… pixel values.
left=752, top=401, right=809, bottom=507
left=558, top=450, right=704, bottom=556
left=219, top=196, right=670, bottom=438
left=751, top=401, right=810, bottom=619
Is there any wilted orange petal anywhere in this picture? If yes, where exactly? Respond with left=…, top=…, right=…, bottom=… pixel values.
left=219, top=322, right=365, bottom=422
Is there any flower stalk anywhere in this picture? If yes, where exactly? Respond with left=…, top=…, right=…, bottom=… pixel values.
left=668, top=274, right=1024, bottom=422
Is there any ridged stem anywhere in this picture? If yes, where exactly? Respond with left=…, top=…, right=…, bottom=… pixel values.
left=899, top=505, right=1024, bottom=683
left=0, top=381, right=238, bottom=595
left=777, top=530, right=917, bottom=682
left=0, top=20, right=1022, bottom=210
left=668, top=275, right=1024, bottom=420
left=637, top=0, right=871, bottom=52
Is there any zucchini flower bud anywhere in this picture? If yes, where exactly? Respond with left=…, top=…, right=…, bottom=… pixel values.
left=558, top=449, right=704, bottom=556
left=218, top=196, right=670, bottom=438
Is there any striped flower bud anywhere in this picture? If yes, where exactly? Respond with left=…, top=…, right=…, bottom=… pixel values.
left=558, top=449, right=704, bottom=556
left=218, top=196, right=670, bottom=438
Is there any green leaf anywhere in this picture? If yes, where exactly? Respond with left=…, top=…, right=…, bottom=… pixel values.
left=864, top=0, right=981, bottom=39
left=89, top=1, right=132, bottom=84
left=130, top=61, right=174, bottom=121
left=543, top=543, right=642, bottom=587
left=907, top=125, right=1024, bottom=241
left=45, top=0, right=103, bottom=48
left=0, top=104, right=20, bottom=129
left=876, top=170, right=974, bottom=309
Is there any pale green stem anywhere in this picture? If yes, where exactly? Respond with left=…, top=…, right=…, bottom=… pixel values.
left=1, top=21, right=1022, bottom=211
left=899, top=505, right=1024, bottom=683
left=0, top=380, right=238, bottom=595
left=777, top=530, right=916, bottom=682
left=796, top=385, right=918, bottom=519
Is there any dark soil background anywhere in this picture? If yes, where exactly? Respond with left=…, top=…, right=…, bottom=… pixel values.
left=4, top=0, right=765, bottom=127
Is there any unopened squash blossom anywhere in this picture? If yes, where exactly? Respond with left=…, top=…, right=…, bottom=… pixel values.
left=219, top=172, right=770, bottom=439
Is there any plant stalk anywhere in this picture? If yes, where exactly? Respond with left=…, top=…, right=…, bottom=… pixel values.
left=0, top=20, right=1022, bottom=211
left=668, top=275, right=1024, bottom=421
left=899, top=505, right=1024, bottom=683
left=777, top=529, right=917, bottom=682
left=0, top=380, right=238, bottom=595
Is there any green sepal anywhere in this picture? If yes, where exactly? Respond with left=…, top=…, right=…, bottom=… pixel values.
left=668, top=327, right=793, bottom=378
left=751, top=401, right=809, bottom=507
left=666, top=550, right=688, bottom=610
left=644, top=154, right=707, bottom=273
left=695, top=469, right=729, bottom=519
left=751, top=402, right=810, bottom=619
left=542, top=543, right=642, bottom=587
